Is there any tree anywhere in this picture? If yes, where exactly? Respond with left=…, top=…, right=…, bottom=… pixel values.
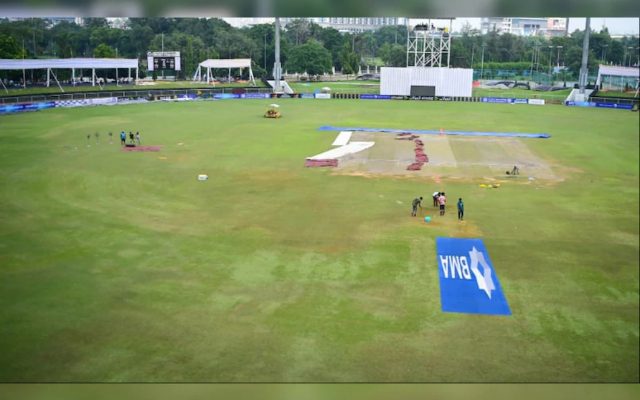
left=0, top=17, right=632, bottom=84
left=284, top=18, right=313, bottom=46
left=245, top=23, right=274, bottom=72
left=318, top=27, right=343, bottom=70
left=379, top=43, right=405, bottom=67
left=374, top=25, right=407, bottom=47
left=460, top=21, right=480, bottom=36
left=94, top=43, right=116, bottom=58
left=358, top=31, right=377, bottom=58
left=285, top=39, right=332, bottom=74
left=0, top=33, right=22, bottom=58
left=608, top=40, right=625, bottom=65
left=340, top=42, right=360, bottom=74
left=565, top=46, right=597, bottom=78
left=84, top=18, right=109, bottom=29
left=450, top=40, right=470, bottom=67
left=213, top=30, right=257, bottom=59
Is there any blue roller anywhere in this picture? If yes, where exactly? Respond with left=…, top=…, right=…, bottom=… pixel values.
left=318, top=126, right=551, bottom=139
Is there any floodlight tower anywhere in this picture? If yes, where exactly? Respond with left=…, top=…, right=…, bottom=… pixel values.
left=578, top=17, right=591, bottom=95
left=273, top=17, right=282, bottom=93
left=406, top=18, right=454, bottom=67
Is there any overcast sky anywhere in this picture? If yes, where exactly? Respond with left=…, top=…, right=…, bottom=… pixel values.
left=224, top=17, right=639, bottom=35
left=449, top=18, right=639, bottom=35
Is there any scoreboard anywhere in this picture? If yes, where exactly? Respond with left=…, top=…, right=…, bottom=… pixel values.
left=153, top=57, right=175, bottom=70
left=147, top=51, right=181, bottom=71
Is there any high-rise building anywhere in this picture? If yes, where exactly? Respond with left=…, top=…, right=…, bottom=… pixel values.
left=480, top=17, right=551, bottom=36
left=280, top=17, right=405, bottom=33
left=546, top=18, right=567, bottom=37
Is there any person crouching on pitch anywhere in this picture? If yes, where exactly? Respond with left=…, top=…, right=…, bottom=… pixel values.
left=412, top=196, right=423, bottom=217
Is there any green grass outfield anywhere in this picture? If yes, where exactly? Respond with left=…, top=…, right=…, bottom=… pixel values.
left=472, top=87, right=573, bottom=101
left=594, top=90, right=639, bottom=99
left=0, top=100, right=638, bottom=382
left=288, top=80, right=380, bottom=94
left=285, top=83, right=571, bottom=100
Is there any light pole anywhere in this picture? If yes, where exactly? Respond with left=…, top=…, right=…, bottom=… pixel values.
left=549, top=46, right=562, bottom=85
left=601, top=44, right=608, bottom=63
left=535, top=44, right=541, bottom=77
left=628, top=47, right=635, bottom=67
left=470, top=44, right=475, bottom=66
left=556, top=45, right=563, bottom=66
left=480, top=43, right=486, bottom=80
left=273, top=17, right=282, bottom=93
left=529, top=43, right=536, bottom=79
left=578, top=17, right=590, bottom=95
left=532, top=43, right=541, bottom=82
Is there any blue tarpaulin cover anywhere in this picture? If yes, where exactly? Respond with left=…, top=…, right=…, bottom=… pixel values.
left=318, top=126, right=551, bottom=139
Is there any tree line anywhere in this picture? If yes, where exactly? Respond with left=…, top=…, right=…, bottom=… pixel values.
left=0, top=17, right=638, bottom=81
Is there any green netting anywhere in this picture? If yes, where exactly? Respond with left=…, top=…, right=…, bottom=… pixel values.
left=473, top=69, right=600, bottom=86
left=599, top=75, right=640, bottom=91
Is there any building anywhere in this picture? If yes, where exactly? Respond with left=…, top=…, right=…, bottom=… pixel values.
left=546, top=18, right=568, bottom=37
left=222, top=18, right=275, bottom=27
left=281, top=17, right=405, bottom=33
left=107, top=17, right=129, bottom=29
left=46, top=17, right=78, bottom=26
left=2, top=17, right=79, bottom=26
left=481, top=17, right=549, bottom=36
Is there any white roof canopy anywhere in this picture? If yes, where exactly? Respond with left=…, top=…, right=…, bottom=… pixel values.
left=193, top=58, right=255, bottom=86
left=597, top=65, right=640, bottom=78
left=0, top=58, right=139, bottom=70
left=596, top=64, right=639, bottom=86
left=197, top=58, right=252, bottom=69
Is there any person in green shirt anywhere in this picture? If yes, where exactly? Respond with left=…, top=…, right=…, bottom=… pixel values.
left=457, top=198, right=464, bottom=221
left=411, top=197, right=423, bottom=217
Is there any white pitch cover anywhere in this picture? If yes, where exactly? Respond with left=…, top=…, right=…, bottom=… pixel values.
left=308, top=142, right=374, bottom=160
left=332, top=131, right=352, bottom=146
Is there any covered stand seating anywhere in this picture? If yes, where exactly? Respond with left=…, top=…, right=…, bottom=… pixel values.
left=0, top=58, right=139, bottom=93
left=595, top=64, right=640, bottom=94
left=192, top=58, right=256, bottom=86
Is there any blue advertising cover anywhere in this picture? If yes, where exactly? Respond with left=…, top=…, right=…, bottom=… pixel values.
left=594, top=102, right=633, bottom=110
left=0, top=102, right=55, bottom=114
left=213, top=93, right=240, bottom=99
left=481, top=97, right=511, bottom=103
left=565, top=101, right=594, bottom=107
left=360, top=94, right=392, bottom=100
left=241, top=93, right=269, bottom=99
left=436, top=237, right=511, bottom=316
